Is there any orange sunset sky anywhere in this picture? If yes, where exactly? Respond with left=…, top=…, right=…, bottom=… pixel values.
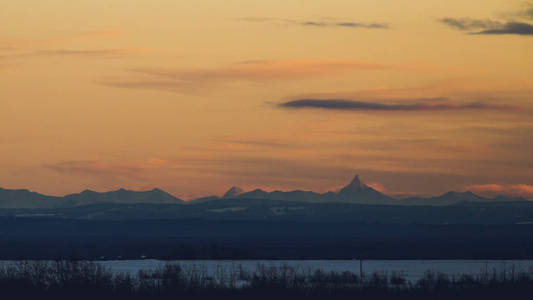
left=1, top=0, right=532, bottom=200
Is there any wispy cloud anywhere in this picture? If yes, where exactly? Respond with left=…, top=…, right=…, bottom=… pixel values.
left=102, top=80, right=195, bottom=92
left=509, top=2, right=533, bottom=20
left=214, top=137, right=290, bottom=148
left=134, top=59, right=393, bottom=80
left=0, top=48, right=138, bottom=61
left=467, top=184, right=533, bottom=199
left=302, top=21, right=389, bottom=29
left=279, top=98, right=515, bottom=112
left=0, top=63, right=18, bottom=71
left=102, top=59, right=425, bottom=93
left=238, top=18, right=389, bottom=29
left=440, top=18, right=502, bottom=31
left=474, top=22, right=533, bottom=35
left=45, top=160, right=148, bottom=181
left=440, top=4, right=533, bottom=35
left=287, top=78, right=533, bottom=107
left=0, top=28, right=134, bottom=63
left=527, top=2, right=533, bottom=19
left=0, top=28, right=122, bottom=50
left=43, top=158, right=181, bottom=183
left=34, top=48, right=136, bottom=58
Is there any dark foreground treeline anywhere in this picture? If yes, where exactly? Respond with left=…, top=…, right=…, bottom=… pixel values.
left=1, top=261, right=533, bottom=300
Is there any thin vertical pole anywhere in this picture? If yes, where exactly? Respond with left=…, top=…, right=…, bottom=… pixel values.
left=360, top=259, right=363, bottom=279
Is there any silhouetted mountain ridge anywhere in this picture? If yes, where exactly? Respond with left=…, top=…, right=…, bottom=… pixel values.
left=0, top=187, right=183, bottom=209
left=192, top=175, right=521, bottom=206
left=0, top=174, right=528, bottom=209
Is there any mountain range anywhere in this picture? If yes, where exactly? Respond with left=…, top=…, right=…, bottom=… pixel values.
left=190, top=175, right=526, bottom=206
left=0, top=174, right=527, bottom=209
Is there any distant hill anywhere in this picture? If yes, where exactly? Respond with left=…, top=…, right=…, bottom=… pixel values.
left=0, top=187, right=183, bottom=209
left=0, top=188, right=65, bottom=209
left=64, top=188, right=182, bottom=205
left=401, top=191, right=527, bottom=206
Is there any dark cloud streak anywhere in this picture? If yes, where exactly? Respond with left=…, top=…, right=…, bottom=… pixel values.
left=336, top=22, right=389, bottom=29
left=440, top=18, right=502, bottom=30
left=279, top=99, right=515, bottom=112
left=440, top=4, right=533, bottom=35
left=239, top=18, right=389, bottom=29
left=474, top=22, right=533, bottom=35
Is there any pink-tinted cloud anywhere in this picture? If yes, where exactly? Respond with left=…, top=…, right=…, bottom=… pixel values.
left=0, top=28, right=122, bottom=50
left=365, top=182, right=386, bottom=192
left=44, top=158, right=174, bottom=181
left=467, top=184, right=533, bottom=199
left=132, top=59, right=395, bottom=81
left=238, top=17, right=389, bottom=29
left=102, top=59, right=432, bottom=93
left=34, top=48, right=138, bottom=58
left=0, top=28, right=132, bottom=62
left=0, top=63, right=18, bottom=71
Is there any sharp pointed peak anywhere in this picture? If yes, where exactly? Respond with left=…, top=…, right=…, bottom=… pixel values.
left=338, top=174, right=374, bottom=195
left=350, top=174, right=361, bottom=185
left=346, top=174, right=366, bottom=188
left=223, top=186, right=244, bottom=198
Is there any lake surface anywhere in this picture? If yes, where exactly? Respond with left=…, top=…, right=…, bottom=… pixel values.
left=97, top=260, right=533, bottom=282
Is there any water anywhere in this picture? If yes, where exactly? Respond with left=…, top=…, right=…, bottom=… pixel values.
left=96, top=259, right=533, bottom=282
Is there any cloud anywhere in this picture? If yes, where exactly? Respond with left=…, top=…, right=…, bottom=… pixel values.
left=215, top=139, right=290, bottom=148
left=135, top=59, right=393, bottom=80
left=527, top=3, right=533, bottom=19
left=510, top=2, right=533, bottom=20
left=0, top=63, right=18, bottom=71
left=0, top=48, right=140, bottom=62
left=0, top=29, right=136, bottom=66
left=365, top=182, right=386, bottom=192
left=303, top=21, right=389, bottom=29
left=440, top=18, right=502, bottom=30
left=467, top=184, right=533, bottom=199
left=102, top=80, right=196, bottom=92
left=474, top=22, right=533, bottom=35
left=44, top=158, right=172, bottom=181
left=339, top=22, right=388, bottom=29
left=71, top=28, right=122, bottom=39
left=287, top=78, right=533, bottom=109
left=238, top=18, right=389, bottom=29
left=102, top=59, right=410, bottom=93
left=440, top=4, right=533, bottom=35
left=45, top=160, right=146, bottom=181
left=34, top=49, right=133, bottom=57
left=0, top=28, right=122, bottom=51
left=278, top=98, right=515, bottom=112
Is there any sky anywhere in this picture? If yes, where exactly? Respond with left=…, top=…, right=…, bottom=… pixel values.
left=1, top=0, right=532, bottom=200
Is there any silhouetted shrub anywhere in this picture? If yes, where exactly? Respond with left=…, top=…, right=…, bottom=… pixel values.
left=0, top=261, right=532, bottom=299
